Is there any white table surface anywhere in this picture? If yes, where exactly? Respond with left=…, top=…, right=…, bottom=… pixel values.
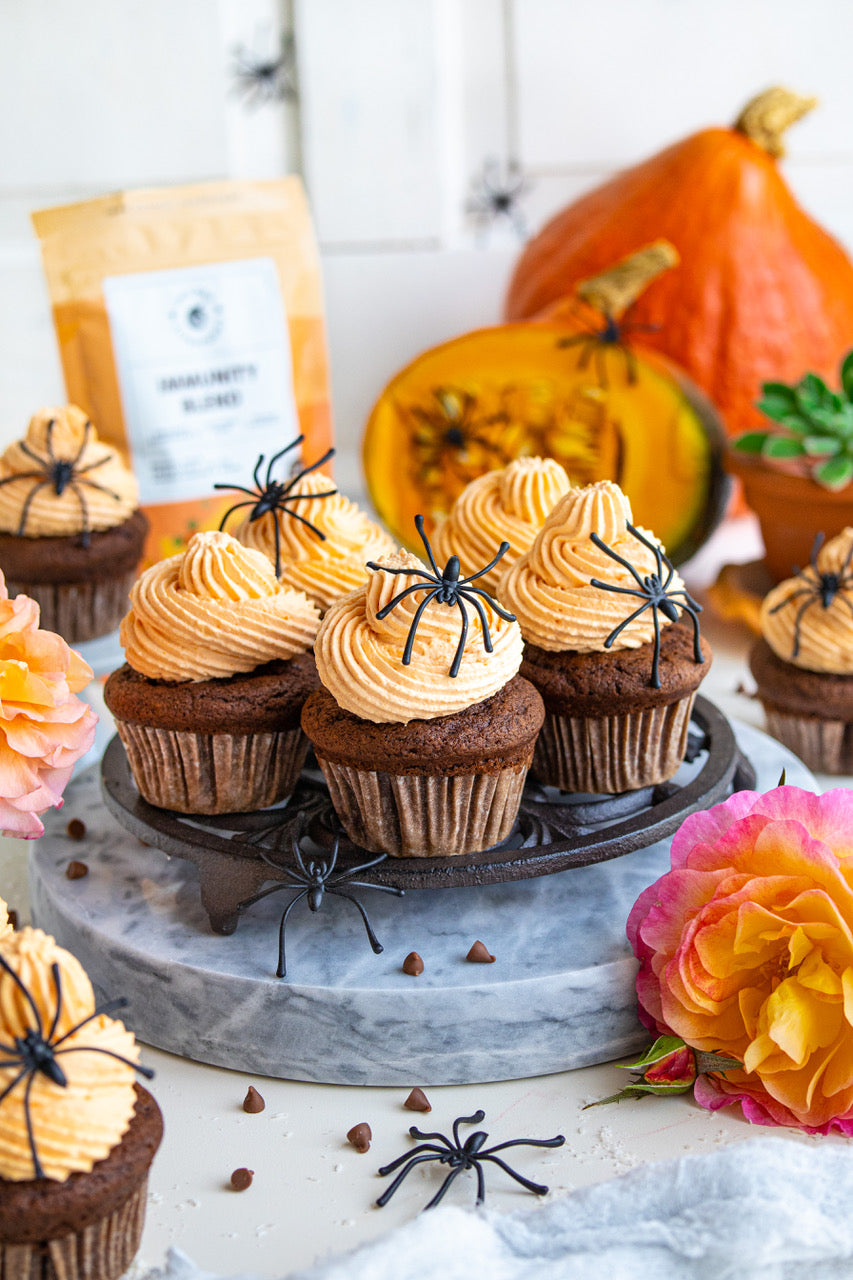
left=0, top=509, right=848, bottom=1280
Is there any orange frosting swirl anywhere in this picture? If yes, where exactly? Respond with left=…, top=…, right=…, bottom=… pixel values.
left=120, top=530, right=320, bottom=681
left=502, top=481, right=685, bottom=652
left=314, top=551, right=523, bottom=723
left=0, top=928, right=139, bottom=1182
left=0, top=406, right=138, bottom=537
left=234, top=471, right=395, bottom=610
left=432, top=457, right=572, bottom=595
left=761, top=528, right=853, bottom=674
left=0, top=899, right=10, bottom=942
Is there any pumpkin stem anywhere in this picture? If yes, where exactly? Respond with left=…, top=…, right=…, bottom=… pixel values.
left=734, top=87, right=817, bottom=158
left=575, top=241, right=679, bottom=321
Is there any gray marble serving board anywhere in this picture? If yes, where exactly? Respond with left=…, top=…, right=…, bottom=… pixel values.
left=28, top=722, right=813, bottom=1086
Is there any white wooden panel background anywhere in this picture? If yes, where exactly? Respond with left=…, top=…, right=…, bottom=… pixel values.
left=1, top=0, right=853, bottom=458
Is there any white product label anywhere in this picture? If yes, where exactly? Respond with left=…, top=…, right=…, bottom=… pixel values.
left=102, top=258, right=299, bottom=504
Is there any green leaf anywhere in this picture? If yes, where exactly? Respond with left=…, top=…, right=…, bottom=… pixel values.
left=779, top=414, right=811, bottom=435
left=841, top=349, right=853, bottom=400
left=803, top=436, right=842, bottom=457
left=804, top=406, right=845, bottom=432
left=799, top=372, right=833, bottom=408
left=761, top=380, right=799, bottom=406
left=762, top=437, right=807, bottom=459
left=733, top=431, right=770, bottom=454
left=815, top=454, right=853, bottom=491
left=757, top=393, right=799, bottom=423
left=777, top=768, right=787, bottom=786
left=618, top=1035, right=687, bottom=1071
left=693, top=1051, right=743, bottom=1074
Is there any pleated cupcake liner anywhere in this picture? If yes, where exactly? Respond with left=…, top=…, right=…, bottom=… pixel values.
left=114, top=721, right=310, bottom=814
left=5, top=571, right=136, bottom=644
left=317, top=758, right=531, bottom=857
left=762, top=706, right=853, bottom=776
left=531, top=694, right=697, bottom=794
left=0, top=1178, right=146, bottom=1280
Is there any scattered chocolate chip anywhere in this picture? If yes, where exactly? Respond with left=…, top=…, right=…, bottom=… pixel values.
left=66, top=818, right=86, bottom=840
left=466, top=940, right=495, bottom=964
left=242, top=1085, right=265, bottom=1114
left=347, top=1122, right=372, bottom=1153
left=402, top=951, right=424, bottom=976
left=404, top=1087, right=432, bottom=1113
left=6, top=909, right=17, bottom=931
left=65, top=861, right=89, bottom=881
left=230, top=1167, right=254, bottom=1191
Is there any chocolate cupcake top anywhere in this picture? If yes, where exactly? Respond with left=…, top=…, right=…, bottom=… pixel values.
left=432, top=457, right=572, bottom=595
left=0, top=406, right=138, bottom=538
left=0, top=927, right=140, bottom=1181
left=761, top=528, right=853, bottom=674
left=235, top=470, right=395, bottom=610
left=314, top=549, right=523, bottom=724
left=120, top=530, right=320, bottom=682
left=502, top=481, right=688, bottom=653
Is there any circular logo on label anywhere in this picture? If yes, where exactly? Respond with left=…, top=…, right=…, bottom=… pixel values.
left=169, top=288, right=224, bottom=344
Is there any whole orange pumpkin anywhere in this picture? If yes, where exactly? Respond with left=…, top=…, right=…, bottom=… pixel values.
left=505, top=88, right=853, bottom=436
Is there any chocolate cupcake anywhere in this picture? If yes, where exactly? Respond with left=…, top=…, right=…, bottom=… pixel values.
left=432, top=456, right=572, bottom=597
left=750, top=528, right=853, bottom=773
left=302, top=522, right=543, bottom=856
left=0, top=924, right=162, bottom=1280
left=105, top=530, right=321, bottom=813
left=502, top=481, right=710, bottom=793
left=0, top=406, right=147, bottom=642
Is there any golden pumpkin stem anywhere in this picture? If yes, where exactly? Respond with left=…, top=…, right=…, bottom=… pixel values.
left=575, top=241, right=679, bottom=320
left=734, top=87, right=817, bottom=159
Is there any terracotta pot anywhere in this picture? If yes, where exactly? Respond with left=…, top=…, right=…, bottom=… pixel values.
left=726, top=449, right=853, bottom=582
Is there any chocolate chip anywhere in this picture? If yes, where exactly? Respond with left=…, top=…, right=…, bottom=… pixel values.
left=66, top=818, right=86, bottom=840
left=403, top=1087, right=431, bottom=1113
left=65, top=861, right=89, bottom=881
left=6, top=909, right=17, bottom=931
left=230, top=1167, right=254, bottom=1191
left=242, top=1085, right=265, bottom=1114
left=347, top=1122, right=371, bottom=1153
left=466, top=940, right=495, bottom=963
left=402, top=951, right=424, bottom=976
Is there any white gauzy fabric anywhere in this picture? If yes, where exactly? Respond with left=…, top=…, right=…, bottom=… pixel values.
left=143, top=1137, right=853, bottom=1280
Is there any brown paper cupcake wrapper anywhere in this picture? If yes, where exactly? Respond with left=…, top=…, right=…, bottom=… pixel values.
left=114, top=721, right=309, bottom=813
left=0, top=1178, right=147, bottom=1280
left=5, top=572, right=136, bottom=644
left=532, top=694, right=696, bottom=793
left=762, top=706, right=853, bottom=775
left=317, top=759, right=531, bottom=857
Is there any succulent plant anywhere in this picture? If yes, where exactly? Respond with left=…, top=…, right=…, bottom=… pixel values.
left=734, top=351, right=853, bottom=491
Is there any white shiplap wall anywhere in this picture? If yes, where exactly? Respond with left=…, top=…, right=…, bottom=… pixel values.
left=2, top=0, right=853, bottom=454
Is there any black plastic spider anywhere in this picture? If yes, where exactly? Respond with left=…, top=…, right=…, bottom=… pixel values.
left=589, top=522, right=704, bottom=689
left=367, top=515, right=515, bottom=678
left=557, top=310, right=659, bottom=389
left=465, top=158, right=530, bottom=239
left=0, top=418, right=120, bottom=546
left=0, top=952, right=154, bottom=1179
left=237, top=820, right=403, bottom=978
left=215, top=435, right=336, bottom=577
left=230, top=30, right=298, bottom=108
left=376, top=1109, right=565, bottom=1210
left=769, top=532, right=853, bottom=659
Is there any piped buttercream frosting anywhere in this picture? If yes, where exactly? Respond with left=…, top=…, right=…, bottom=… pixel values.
left=761, top=528, right=853, bottom=674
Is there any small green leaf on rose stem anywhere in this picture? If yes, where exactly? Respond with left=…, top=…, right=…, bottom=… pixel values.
left=841, top=350, right=853, bottom=401
left=803, top=436, right=842, bottom=457
left=584, top=1088, right=655, bottom=1109
left=617, top=1035, right=687, bottom=1071
left=762, top=436, right=807, bottom=459
left=694, top=1051, right=743, bottom=1074
left=777, top=768, right=787, bottom=787
left=734, top=431, right=770, bottom=454
left=815, top=454, right=853, bottom=491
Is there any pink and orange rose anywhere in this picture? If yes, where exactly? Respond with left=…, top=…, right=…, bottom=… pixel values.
left=0, top=573, right=96, bottom=837
left=628, top=786, right=853, bottom=1133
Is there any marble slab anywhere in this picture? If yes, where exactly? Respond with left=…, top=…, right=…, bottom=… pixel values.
left=28, top=722, right=813, bottom=1086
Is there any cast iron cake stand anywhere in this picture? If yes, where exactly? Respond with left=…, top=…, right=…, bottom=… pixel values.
left=28, top=703, right=812, bottom=1085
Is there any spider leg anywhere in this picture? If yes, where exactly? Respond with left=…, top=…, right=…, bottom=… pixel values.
left=282, top=488, right=338, bottom=503
left=453, top=1110, right=486, bottom=1148
left=478, top=1153, right=549, bottom=1196
left=459, top=584, right=516, bottom=622
left=449, top=599, right=469, bottom=678
left=23, top=1072, right=45, bottom=1179
left=593, top=342, right=609, bottom=390
left=277, top=890, right=309, bottom=978
left=588, top=579, right=646, bottom=598
left=480, top=1135, right=566, bottom=1155
left=376, top=1151, right=447, bottom=1206
left=53, top=1045, right=155, bottom=1079
left=603, top=601, right=654, bottom=648
left=273, top=504, right=326, bottom=542
left=475, top=1160, right=486, bottom=1205
left=19, top=441, right=49, bottom=468
left=16, top=481, right=50, bottom=536
left=283, top=446, right=335, bottom=491
left=841, top=539, right=853, bottom=576
left=46, top=963, right=64, bottom=1043
left=0, top=952, right=44, bottom=1034
left=374, top=582, right=431, bottom=618
left=460, top=547, right=511, bottom=587
left=556, top=332, right=595, bottom=349
left=791, top=596, right=817, bottom=660
left=0, top=1066, right=29, bottom=1107
left=75, top=454, right=111, bottom=475
left=662, top=588, right=703, bottom=614
left=272, top=507, right=282, bottom=578
left=620, top=343, right=639, bottom=386
left=402, top=590, right=441, bottom=666
left=810, top=531, right=826, bottom=572
left=378, top=1142, right=448, bottom=1175
left=70, top=420, right=92, bottom=467
left=236, top=881, right=292, bottom=912
left=212, top=484, right=259, bottom=499
left=414, top=514, right=441, bottom=577
left=589, top=533, right=648, bottom=589
left=465, top=591, right=494, bottom=653
left=330, top=852, right=389, bottom=879
left=0, top=471, right=43, bottom=487
left=68, top=482, right=91, bottom=545
left=768, top=587, right=815, bottom=614
left=265, top=436, right=305, bottom=487
left=77, top=477, right=121, bottom=503
left=650, top=603, right=662, bottom=689
left=677, top=604, right=705, bottom=665
left=335, top=880, right=403, bottom=898
left=216, top=500, right=257, bottom=532
left=424, top=1164, right=467, bottom=1210
left=367, top=563, right=425, bottom=579
left=328, top=888, right=385, bottom=954
left=834, top=592, right=853, bottom=619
